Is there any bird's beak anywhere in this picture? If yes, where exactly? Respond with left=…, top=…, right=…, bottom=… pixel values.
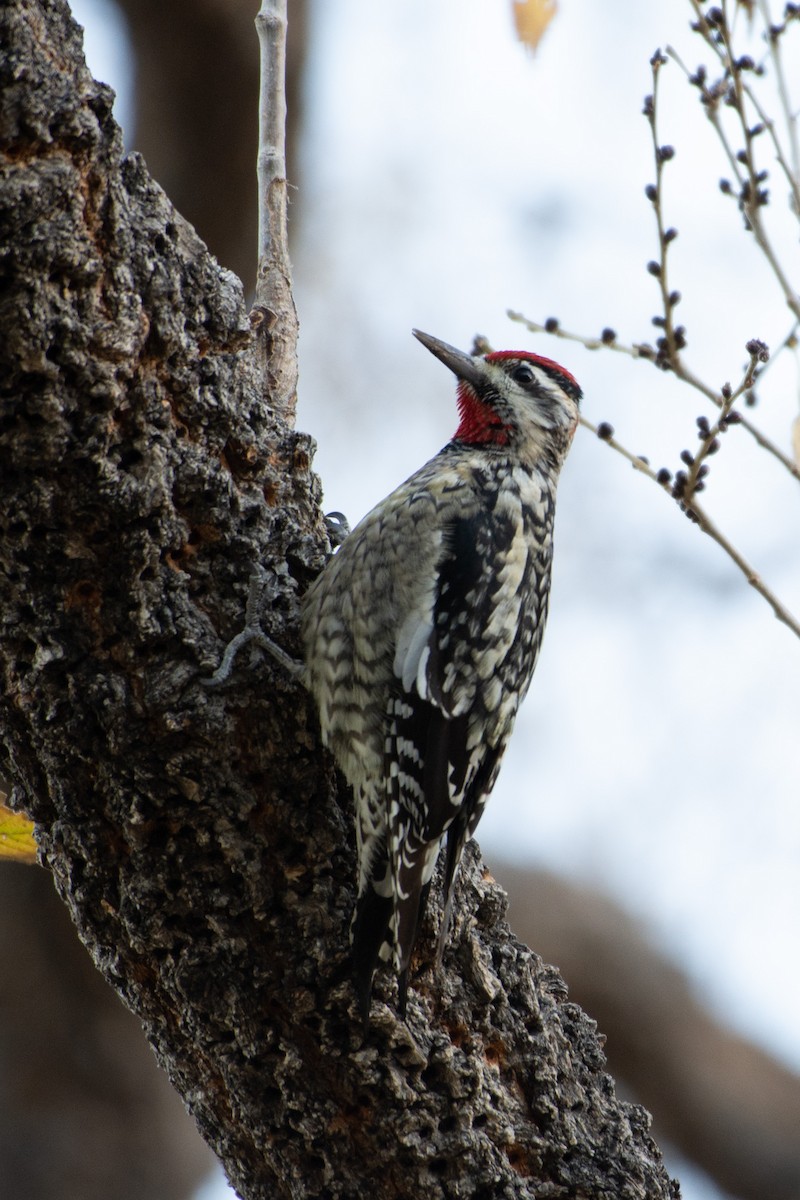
left=412, top=329, right=487, bottom=391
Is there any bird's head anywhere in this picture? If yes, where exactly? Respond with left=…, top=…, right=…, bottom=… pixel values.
left=413, top=329, right=581, bottom=468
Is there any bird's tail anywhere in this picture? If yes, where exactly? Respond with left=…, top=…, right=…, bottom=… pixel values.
left=351, top=878, right=393, bottom=1025
left=351, top=831, right=440, bottom=1022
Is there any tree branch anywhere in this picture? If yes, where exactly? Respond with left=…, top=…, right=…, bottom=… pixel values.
left=254, top=0, right=298, bottom=422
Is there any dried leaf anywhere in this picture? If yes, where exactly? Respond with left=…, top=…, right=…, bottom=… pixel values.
left=513, top=0, right=558, bottom=53
left=0, top=803, right=38, bottom=864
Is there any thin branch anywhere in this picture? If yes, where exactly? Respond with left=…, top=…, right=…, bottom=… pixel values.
left=507, top=311, right=653, bottom=361
left=682, top=342, right=766, bottom=497
left=643, top=50, right=686, bottom=373
left=513, top=9, right=800, bottom=639
left=758, top=0, right=800, bottom=186
left=580, top=415, right=800, bottom=640
left=254, top=0, right=298, bottom=421
left=683, top=1, right=800, bottom=324
left=737, top=74, right=800, bottom=220
left=508, top=310, right=800, bottom=479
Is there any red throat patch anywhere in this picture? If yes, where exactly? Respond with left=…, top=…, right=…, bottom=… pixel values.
left=454, top=382, right=510, bottom=445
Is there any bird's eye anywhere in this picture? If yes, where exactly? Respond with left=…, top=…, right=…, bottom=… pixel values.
left=511, top=364, right=535, bottom=384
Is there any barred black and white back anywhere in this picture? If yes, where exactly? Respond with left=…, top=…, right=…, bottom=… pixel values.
left=301, top=331, right=581, bottom=1021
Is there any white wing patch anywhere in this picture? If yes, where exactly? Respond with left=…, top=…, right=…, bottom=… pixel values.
left=393, top=610, right=434, bottom=696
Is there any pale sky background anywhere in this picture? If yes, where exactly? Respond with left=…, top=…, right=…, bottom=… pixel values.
left=71, top=3, right=800, bottom=1199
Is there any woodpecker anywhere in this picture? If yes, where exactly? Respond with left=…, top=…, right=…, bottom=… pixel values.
left=301, top=330, right=581, bottom=1021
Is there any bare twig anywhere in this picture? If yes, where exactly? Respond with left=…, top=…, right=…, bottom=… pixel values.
left=758, top=0, right=800, bottom=187
left=512, top=4, right=800, bottom=639
left=737, top=75, right=800, bottom=219
left=643, top=50, right=686, bottom=374
left=683, top=1, right=800, bottom=323
left=580, top=415, right=800, bottom=640
left=507, top=310, right=659, bottom=363
left=254, top=0, right=298, bottom=421
left=508, top=310, right=800, bottom=479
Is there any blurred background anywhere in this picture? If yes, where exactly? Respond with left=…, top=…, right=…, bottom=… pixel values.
left=4, top=2, right=799, bottom=1198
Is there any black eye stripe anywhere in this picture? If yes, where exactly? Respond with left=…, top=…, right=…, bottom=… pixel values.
left=503, top=360, right=581, bottom=405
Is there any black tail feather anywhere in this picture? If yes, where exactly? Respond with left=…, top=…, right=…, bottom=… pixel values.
left=352, top=874, right=437, bottom=1023
left=351, top=887, right=393, bottom=1025
left=396, top=877, right=433, bottom=1018
left=436, top=817, right=469, bottom=966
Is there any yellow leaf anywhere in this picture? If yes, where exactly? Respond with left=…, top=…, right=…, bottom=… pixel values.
left=513, top=0, right=558, bottom=53
left=0, top=803, right=38, bottom=864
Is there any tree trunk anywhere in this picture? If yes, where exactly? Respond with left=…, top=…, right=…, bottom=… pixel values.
left=0, top=4, right=677, bottom=1197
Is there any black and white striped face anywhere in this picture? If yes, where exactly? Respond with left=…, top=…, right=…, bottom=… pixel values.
left=412, top=330, right=581, bottom=458
left=477, top=350, right=581, bottom=441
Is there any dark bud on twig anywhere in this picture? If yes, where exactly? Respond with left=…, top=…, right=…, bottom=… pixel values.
left=745, top=391, right=758, bottom=406
left=680, top=449, right=695, bottom=466
left=735, top=55, right=756, bottom=70
left=645, top=183, right=658, bottom=201
left=669, top=290, right=681, bottom=306
left=706, top=438, right=721, bottom=455
left=736, top=149, right=749, bottom=164
left=745, top=337, right=770, bottom=362
left=721, top=382, right=732, bottom=399
left=656, top=468, right=672, bottom=485
left=601, top=328, right=617, bottom=345
left=689, top=65, right=707, bottom=87
left=696, top=416, right=711, bottom=435
left=672, top=470, right=688, bottom=499
left=658, top=145, right=676, bottom=162
left=719, top=179, right=732, bottom=194
left=647, top=260, right=662, bottom=277
left=664, top=227, right=678, bottom=243
left=637, top=455, right=650, bottom=466
left=544, top=317, right=560, bottom=333
left=596, top=422, right=615, bottom=441
left=643, top=94, right=655, bottom=119
left=721, top=410, right=741, bottom=427
left=652, top=316, right=666, bottom=328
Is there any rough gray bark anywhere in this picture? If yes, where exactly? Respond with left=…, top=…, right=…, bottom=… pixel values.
left=0, top=4, right=678, bottom=1198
